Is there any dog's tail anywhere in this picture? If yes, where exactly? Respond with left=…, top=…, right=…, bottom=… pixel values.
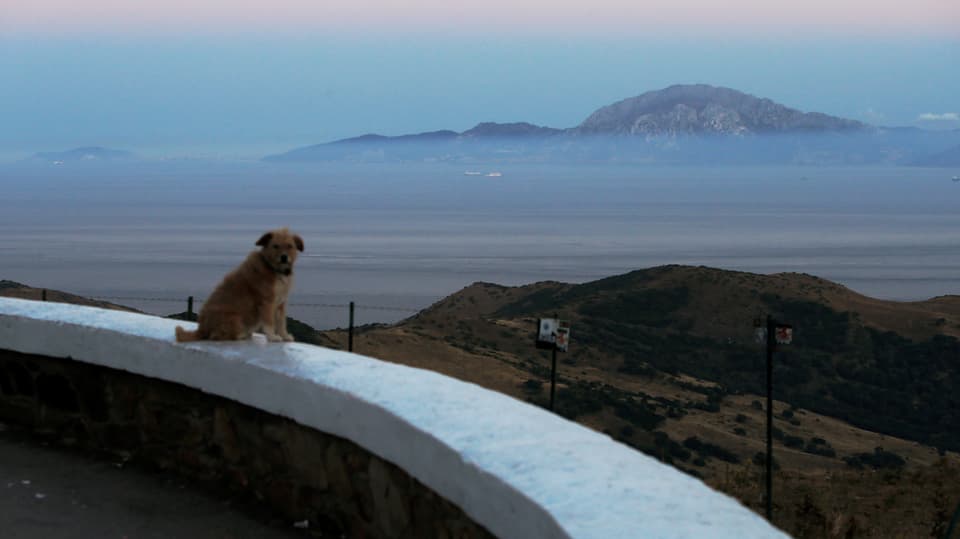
left=175, top=326, right=201, bottom=342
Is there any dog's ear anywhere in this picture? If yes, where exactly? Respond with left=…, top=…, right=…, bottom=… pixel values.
left=293, top=234, right=304, bottom=252
left=256, top=232, right=273, bottom=247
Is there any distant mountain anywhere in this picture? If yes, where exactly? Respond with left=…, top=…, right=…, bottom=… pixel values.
left=573, top=84, right=866, bottom=136
left=461, top=122, right=562, bottom=138
left=263, top=122, right=557, bottom=162
left=29, top=146, right=134, bottom=164
left=911, top=144, right=960, bottom=166
left=331, top=130, right=459, bottom=145
left=263, top=84, right=960, bottom=165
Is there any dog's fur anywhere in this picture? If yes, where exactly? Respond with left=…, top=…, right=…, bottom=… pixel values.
left=175, top=228, right=304, bottom=343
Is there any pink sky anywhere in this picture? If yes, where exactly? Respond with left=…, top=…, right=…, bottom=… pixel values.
left=4, top=0, right=959, bottom=37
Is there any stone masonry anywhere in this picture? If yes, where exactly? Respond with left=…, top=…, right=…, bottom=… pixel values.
left=0, top=350, right=496, bottom=539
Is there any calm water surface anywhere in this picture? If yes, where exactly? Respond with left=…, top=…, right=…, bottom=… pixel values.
left=1, top=163, right=958, bottom=329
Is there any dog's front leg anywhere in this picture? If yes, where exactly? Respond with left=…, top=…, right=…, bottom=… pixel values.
left=276, top=303, right=294, bottom=342
left=258, top=308, right=284, bottom=342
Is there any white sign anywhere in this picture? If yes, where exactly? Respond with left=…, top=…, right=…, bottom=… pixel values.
left=555, top=321, right=571, bottom=352
left=537, top=318, right=558, bottom=349
left=754, top=327, right=767, bottom=344
left=775, top=325, right=793, bottom=345
left=536, top=318, right=571, bottom=351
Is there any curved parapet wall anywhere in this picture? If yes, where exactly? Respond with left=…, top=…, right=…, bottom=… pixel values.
left=0, top=297, right=786, bottom=539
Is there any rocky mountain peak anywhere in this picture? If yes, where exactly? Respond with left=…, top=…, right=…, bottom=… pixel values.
left=575, top=84, right=865, bottom=136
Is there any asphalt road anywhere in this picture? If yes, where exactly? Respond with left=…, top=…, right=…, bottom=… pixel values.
left=0, top=423, right=304, bottom=539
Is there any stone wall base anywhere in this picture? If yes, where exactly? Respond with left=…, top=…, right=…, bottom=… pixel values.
left=0, top=350, right=495, bottom=539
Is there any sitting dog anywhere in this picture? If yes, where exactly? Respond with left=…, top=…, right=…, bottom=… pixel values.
left=175, top=228, right=304, bottom=342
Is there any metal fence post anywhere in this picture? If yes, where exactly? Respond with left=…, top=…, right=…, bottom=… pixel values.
left=187, top=296, right=194, bottom=319
left=42, top=289, right=47, bottom=301
left=348, top=301, right=355, bottom=352
left=945, top=499, right=960, bottom=539
left=765, top=314, right=775, bottom=522
left=549, top=345, right=557, bottom=411
left=549, top=312, right=559, bottom=412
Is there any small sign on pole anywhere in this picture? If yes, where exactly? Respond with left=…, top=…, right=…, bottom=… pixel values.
left=775, top=324, right=793, bottom=345
left=536, top=318, right=559, bottom=350
left=756, top=314, right=794, bottom=523
left=754, top=319, right=793, bottom=346
left=535, top=317, right=571, bottom=412
left=753, top=318, right=766, bottom=344
left=537, top=318, right=571, bottom=351
left=555, top=320, right=571, bottom=352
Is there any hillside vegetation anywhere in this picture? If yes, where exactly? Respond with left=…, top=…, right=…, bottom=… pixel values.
left=319, top=265, right=960, bottom=538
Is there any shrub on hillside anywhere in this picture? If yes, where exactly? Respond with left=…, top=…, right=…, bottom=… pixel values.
left=752, top=451, right=780, bottom=470
left=803, top=438, right=837, bottom=458
left=578, top=287, right=690, bottom=327
left=843, top=447, right=906, bottom=470
left=521, top=379, right=543, bottom=393
left=783, top=435, right=805, bottom=449
left=683, top=436, right=740, bottom=463
left=613, top=399, right=665, bottom=431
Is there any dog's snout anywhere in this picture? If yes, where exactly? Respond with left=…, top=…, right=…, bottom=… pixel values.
left=280, top=254, right=289, bottom=263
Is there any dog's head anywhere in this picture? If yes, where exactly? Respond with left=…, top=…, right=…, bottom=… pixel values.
left=256, top=228, right=304, bottom=275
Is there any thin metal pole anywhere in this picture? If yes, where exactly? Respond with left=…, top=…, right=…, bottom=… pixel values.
left=348, top=301, right=355, bottom=352
left=549, top=345, right=557, bottom=411
left=187, top=296, right=194, bottom=318
left=766, top=315, right=775, bottom=522
left=42, top=289, right=47, bottom=301
left=945, top=498, right=960, bottom=539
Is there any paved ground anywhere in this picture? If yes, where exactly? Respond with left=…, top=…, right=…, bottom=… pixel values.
left=0, top=423, right=304, bottom=539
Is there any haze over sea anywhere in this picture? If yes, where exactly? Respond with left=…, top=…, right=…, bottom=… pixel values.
left=2, top=163, right=958, bottom=329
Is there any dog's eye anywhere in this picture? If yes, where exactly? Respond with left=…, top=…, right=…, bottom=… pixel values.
left=286, top=244, right=293, bottom=249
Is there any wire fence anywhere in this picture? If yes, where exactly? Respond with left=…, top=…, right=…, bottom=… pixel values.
left=86, top=295, right=424, bottom=313
left=22, top=290, right=432, bottom=353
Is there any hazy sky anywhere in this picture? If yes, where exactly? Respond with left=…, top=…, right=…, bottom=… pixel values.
left=1, top=0, right=958, bottom=159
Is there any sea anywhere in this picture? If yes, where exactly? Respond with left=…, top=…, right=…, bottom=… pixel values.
left=2, top=162, right=959, bottom=329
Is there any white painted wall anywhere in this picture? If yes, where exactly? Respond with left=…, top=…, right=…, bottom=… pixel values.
left=0, top=297, right=788, bottom=539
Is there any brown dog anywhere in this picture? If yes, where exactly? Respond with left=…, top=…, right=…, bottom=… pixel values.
left=175, top=228, right=304, bottom=343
